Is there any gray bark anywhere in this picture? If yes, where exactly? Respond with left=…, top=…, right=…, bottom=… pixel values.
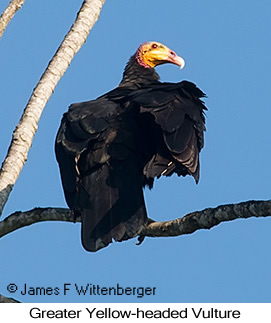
left=1, top=199, right=270, bottom=303
left=0, top=294, right=20, bottom=303
left=139, top=199, right=271, bottom=239
left=1, top=200, right=270, bottom=240
left=0, top=0, right=106, bottom=216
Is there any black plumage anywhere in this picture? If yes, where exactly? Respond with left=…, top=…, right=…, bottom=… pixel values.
left=55, top=42, right=207, bottom=252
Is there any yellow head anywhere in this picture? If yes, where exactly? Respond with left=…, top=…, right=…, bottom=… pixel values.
left=136, top=41, right=185, bottom=69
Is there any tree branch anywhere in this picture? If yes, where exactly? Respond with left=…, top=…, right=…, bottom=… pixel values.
left=0, top=294, right=20, bottom=303
left=0, top=0, right=106, bottom=216
left=0, top=0, right=26, bottom=40
left=139, top=199, right=271, bottom=239
left=0, top=207, right=74, bottom=238
left=1, top=200, right=270, bottom=241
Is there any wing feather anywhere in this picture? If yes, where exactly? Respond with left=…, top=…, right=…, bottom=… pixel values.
left=55, top=96, right=148, bottom=251
left=55, top=80, right=207, bottom=251
left=130, top=81, right=206, bottom=182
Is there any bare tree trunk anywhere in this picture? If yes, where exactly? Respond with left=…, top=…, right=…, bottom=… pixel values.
left=0, top=0, right=26, bottom=40
left=0, top=0, right=106, bottom=216
left=1, top=200, right=270, bottom=240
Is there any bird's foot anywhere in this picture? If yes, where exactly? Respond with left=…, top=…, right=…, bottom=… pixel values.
left=72, top=209, right=81, bottom=223
left=136, top=218, right=156, bottom=245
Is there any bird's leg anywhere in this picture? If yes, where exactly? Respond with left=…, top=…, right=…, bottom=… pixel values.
left=136, top=217, right=156, bottom=245
left=146, top=217, right=155, bottom=224
left=73, top=208, right=81, bottom=223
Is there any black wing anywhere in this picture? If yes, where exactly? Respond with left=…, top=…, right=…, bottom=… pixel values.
left=122, top=80, right=207, bottom=183
left=55, top=97, right=148, bottom=252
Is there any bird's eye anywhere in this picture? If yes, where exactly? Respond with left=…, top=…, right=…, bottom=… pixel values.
left=152, top=43, right=158, bottom=49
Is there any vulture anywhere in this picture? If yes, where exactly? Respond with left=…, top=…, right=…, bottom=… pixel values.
left=55, top=41, right=207, bottom=252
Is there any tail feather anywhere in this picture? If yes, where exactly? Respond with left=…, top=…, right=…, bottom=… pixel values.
left=79, top=163, right=147, bottom=252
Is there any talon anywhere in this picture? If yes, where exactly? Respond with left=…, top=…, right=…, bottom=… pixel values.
left=136, top=235, right=145, bottom=245
left=73, top=209, right=81, bottom=223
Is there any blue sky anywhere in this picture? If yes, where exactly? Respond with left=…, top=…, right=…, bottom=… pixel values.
left=0, top=0, right=271, bottom=303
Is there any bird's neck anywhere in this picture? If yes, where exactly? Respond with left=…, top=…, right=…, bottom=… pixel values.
left=119, top=54, right=160, bottom=89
